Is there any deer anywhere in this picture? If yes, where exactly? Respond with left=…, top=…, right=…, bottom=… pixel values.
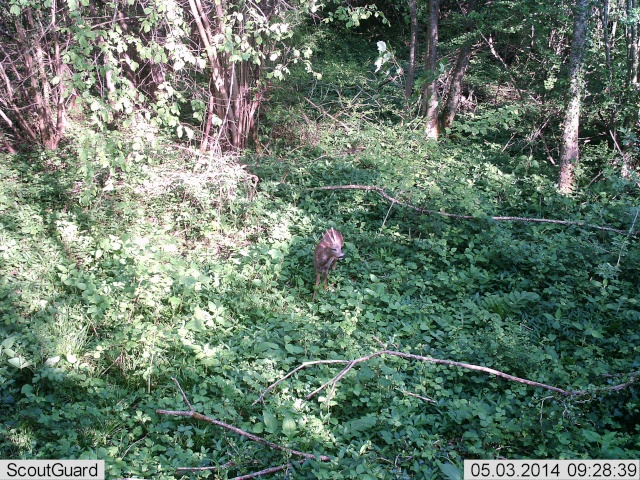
left=313, top=228, right=344, bottom=301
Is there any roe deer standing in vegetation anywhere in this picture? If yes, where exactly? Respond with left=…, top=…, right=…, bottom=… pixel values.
left=313, top=228, right=344, bottom=301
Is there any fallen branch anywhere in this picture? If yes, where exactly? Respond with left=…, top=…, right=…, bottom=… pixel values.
left=177, top=460, right=306, bottom=480
left=253, top=359, right=350, bottom=405
left=232, top=460, right=305, bottom=480
left=157, top=378, right=331, bottom=473
left=321, top=350, right=575, bottom=399
left=399, top=389, right=437, bottom=404
left=609, top=374, right=639, bottom=392
left=175, top=461, right=237, bottom=472
left=257, top=338, right=640, bottom=404
left=305, top=184, right=638, bottom=236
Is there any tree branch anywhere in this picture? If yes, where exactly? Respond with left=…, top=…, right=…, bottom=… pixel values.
left=399, top=389, right=437, bottom=404
left=305, top=184, right=638, bottom=235
left=258, top=337, right=640, bottom=403
left=231, top=461, right=305, bottom=480
left=304, top=97, right=352, bottom=132
left=157, top=378, right=332, bottom=466
left=253, top=359, right=350, bottom=405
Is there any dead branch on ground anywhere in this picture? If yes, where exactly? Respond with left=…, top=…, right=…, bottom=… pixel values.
left=176, top=460, right=306, bottom=480
left=257, top=337, right=639, bottom=405
left=253, top=359, right=351, bottom=405
left=231, top=461, right=306, bottom=480
left=305, top=184, right=638, bottom=236
left=157, top=378, right=331, bottom=478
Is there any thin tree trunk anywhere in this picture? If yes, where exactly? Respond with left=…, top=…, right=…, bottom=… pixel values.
left=421, top=0, right=439, bottom=139
left=619, top=0, right=639, bottom=175
left=51, top=0, right=67, bottom=141
left=11, top=7, right=65, bottom=149
left=188, top=0, right=234, bottom=151
left=201, top=89, right=215, bottom=153
left=558, top=0, right=590, bottom=193
left=441, top=0, right=479, bottom=129
left=405, top=0, right=418, bottom=106
left=89, top=3, right=116, bottom=104
left=441, top=45, right=471, bottom=129
left=601, top=0, right=611, bottom=73
left=0, top=61, right=39, bottom=142
left=626, top=0, right=639, bottom=88
left=600, top=0, right=616, bottom=134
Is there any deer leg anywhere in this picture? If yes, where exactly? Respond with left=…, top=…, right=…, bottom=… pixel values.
left=313, top=272, right=321, bottom=301
left=323, top=272, right=329, bottom=290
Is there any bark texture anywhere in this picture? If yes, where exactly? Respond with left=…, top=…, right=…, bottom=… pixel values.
left=421, top=0, right=440, bottom=139
left=405, top=0, right=419, bottom=105
left=558, top=0, right=589, bottom=193
left=441, top=0, right=478, bottom=129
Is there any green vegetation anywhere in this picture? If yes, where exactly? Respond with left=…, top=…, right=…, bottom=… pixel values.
left=1, top=1, right=639, bottom=479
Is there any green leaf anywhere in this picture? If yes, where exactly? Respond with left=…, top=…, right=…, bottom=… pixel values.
left=8, top=357, right=29, bottom=368
left=439, top=462, right=462, bottom=480
left=582, top=430, right=601, bottom=443
left=282, top=414, right=296, bottom=436
left=285, top=343, right=304, bottom=354
left=263, top=411, right=278, bottom=433
left=185, top=318, right=206, bottom=332
left=45, top=356, right=61, bottom=366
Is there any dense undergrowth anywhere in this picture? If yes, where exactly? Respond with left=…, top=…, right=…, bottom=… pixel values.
left=1, top=33, right=640, bottom=480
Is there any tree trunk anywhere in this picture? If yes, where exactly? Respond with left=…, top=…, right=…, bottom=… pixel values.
left=601, top=0, right=611, bottom=73
left=558, top=0, right=589, bottom=193
left=188, top=0, right=262, bottom=152
left=441, top=44, right=472, bottom=129
left=421, top=0, right=439, bottom=139
left=617, top=0, right=640, bottom=175
left=626, top=0, right=639, bottom=88
left=405, top=0, right=418, bottom=106
left=0, top=5, right=67, bottom=151
left=624, top=0, right=639, bottom=131
left=441, top=0, right=478, bottom=129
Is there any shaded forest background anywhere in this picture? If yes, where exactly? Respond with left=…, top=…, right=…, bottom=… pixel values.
left=1, top=0, right=639, bottom=478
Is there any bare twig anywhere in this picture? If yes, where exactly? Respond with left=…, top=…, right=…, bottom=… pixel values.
left=231, top=460, right=305, bottom=480
left=252, top=359, right=350, bottom=405
left=176, top=459, right=308, bottom=479
left=304, top=97, right=352, bottom=132
left=399, top=389, right=437, bottom=404
left=307, top=350, right=576, bottom=397
left=540, top=131, right=557, bottom=165
left=307, top=360, right=360, bottom=402
left=175, top=461, right=236, bottom=472
left=481, top=32, right=526, bottom=102
left=157, top=378, right=332, bottom=464
left=122, top=435, right=147, bottom=459
left=616, top=209, right=639, bottom=267
left=305, top=184, right=638, bottom=236
left=586, top=170, right=604, bottom=190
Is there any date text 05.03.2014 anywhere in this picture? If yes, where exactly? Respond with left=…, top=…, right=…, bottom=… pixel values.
left=464, top=460, right=639, bottom=480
